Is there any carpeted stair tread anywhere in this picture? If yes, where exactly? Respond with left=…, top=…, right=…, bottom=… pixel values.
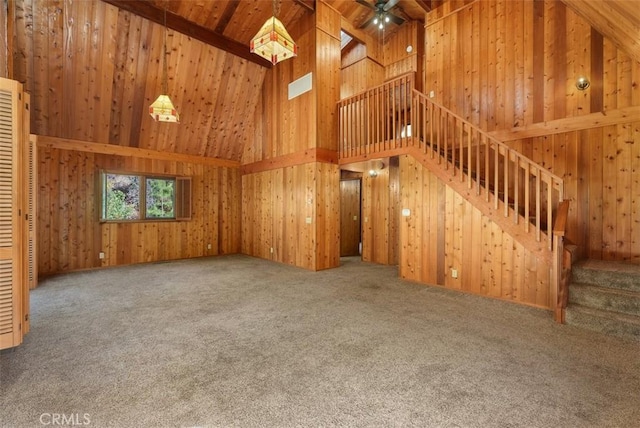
left=569, top=283, right=640, bottom=316
left=571, top=260, right=640, bottom=292
left=565, top=304, right=640, bottom=341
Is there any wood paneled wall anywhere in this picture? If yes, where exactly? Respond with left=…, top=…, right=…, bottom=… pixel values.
left=0, top=0, right=7, bottom=78
left=38, top=144, right=241, bottom=275
left=241, top=2, right=341, bottom=271
left=340, top=20, right=423, bottom=100
left=361, top=159, right=399, bottom=265
left=383, top=21, right=424, bottom=86
left=399, top=155, right=552, bottom=309
left=427, top=0, right=640, bottom=264
left=508, top=122, right=640, bottom=264
left=425, top=0, right=640, bottom=131
left=13, top=0, right=265, bottom=161
left=340, top=43, right=384, bottom=99
left=242, top=162, right=339, bottom=271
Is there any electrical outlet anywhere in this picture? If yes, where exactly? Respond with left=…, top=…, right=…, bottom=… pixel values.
left=270, top=247, right=274, bottom=254
left=99, top=252, right=105, bottom=260
left=451, top=269, right=458, bottom=279
left=207, top=243, right=212, bottom=250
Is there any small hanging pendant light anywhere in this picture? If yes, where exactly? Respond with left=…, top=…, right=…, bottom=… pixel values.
left=149, top=7, right=179, bottom=123
left=250, top=0, right=297, bottom=65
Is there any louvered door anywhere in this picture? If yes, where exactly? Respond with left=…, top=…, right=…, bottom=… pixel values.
left=0, top=78, right=30, bottom=350
left=28, top=134, right=37, bottom=291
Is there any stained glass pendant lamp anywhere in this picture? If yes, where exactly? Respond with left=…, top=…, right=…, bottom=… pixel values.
left=149, top=8, right=179, bottom=123
left=250, top=0, right=298, bottom=65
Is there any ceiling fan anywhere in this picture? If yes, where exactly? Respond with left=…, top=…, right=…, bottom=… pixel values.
left=357, top=0, right=405, bottom=30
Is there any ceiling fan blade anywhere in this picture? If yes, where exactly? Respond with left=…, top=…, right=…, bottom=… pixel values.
left=356, top=0, right=377, bottom=10
left=359, top=15, right=377, bottom=29
left=383, top=0, right=401, bottom=12
left=387, top=12, right=405, bottom=25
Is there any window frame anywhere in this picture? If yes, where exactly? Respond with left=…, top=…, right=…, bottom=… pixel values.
left=99, top=170, right=191, bottom=223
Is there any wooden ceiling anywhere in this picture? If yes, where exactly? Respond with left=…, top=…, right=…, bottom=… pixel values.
left=103, top=1, right=434, bottom=64
left=40, top=0, right=431, bottom=162
left=26, top=0, right=640, bottom=163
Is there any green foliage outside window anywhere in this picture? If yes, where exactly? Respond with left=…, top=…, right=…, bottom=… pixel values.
left=102, top=172, right=177, bottom=221
left=105, top=174, right=140, bottom=220
left=146, top=178, right=175, bottom=218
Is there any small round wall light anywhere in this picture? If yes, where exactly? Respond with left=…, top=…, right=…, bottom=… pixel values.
left=368, top=169, right=378, bottom=178
left=576, top=76, right=590, bottom=91
left=406, top=45, right=413, bottom=53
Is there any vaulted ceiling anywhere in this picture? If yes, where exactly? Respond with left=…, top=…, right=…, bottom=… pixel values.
left=31, top=0, right=433, bottom=162
left=23, top=0, right=640, bottom=163
left=105, top=0, right=434, bottom=53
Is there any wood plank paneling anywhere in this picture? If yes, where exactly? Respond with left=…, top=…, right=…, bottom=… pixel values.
left=0, top=0, right=8, bottom=78
left=384, top=21, right=421, bottom=81
left=242, top=162, right=339, bottom=271
left=360, top=159, right=399, bottom=265
left=37, top=143, right=241, bottom=276
left=240, top=4, right=340, bottom=271
left=503, top=120, right=640, bottom=264
left=425, top=0, right=640, bottom=129
left=398, top=155, right=553, bottom=309
left=13, top=0, right=267, bottom=161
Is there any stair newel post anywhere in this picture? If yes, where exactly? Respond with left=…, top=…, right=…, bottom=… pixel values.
left=547, top=178, right=553, bottom=250
left=459, top=121, right=464, bottom=182
left=494, top=143, right=499, bottom=210
left=514, top=156, right=519, bottom=225
left=466, top=125, right=472, bottom=188
left=535, top=170, right=541, bottom=242
left=475, top=132, right=480, bottom=195
left=429, top=101, right=434, bottom=157
left=524, top=162, right=530, bottom=232
left=552, top=200, right=570, bottom=323
left=484, top=135, right=490, bottom=202
left=504, top=148, right=509, bottom=218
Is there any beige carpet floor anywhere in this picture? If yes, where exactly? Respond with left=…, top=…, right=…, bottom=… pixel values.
left=1, top=255, right=639, bottom=427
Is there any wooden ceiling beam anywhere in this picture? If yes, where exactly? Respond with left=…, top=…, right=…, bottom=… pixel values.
left=294, top=0, right=316, bottom=13
left=415, top=1, right=433, bottom=13
left=101, top=0, right=272, bottom=68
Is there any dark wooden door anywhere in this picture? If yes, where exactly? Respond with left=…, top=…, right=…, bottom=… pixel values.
left=340, top=179, right=361, bottom=257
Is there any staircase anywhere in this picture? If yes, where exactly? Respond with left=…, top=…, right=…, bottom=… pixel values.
left=337, top=73, right=565, bottom=254
left=566, top=260, right=640, bottom=341
left=338, top=73, right=568, bottom=318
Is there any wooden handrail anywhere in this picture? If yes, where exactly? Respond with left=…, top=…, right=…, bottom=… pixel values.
left=411, top=90, right=565, bottom=250
left=553, top=200, right=570, bottom=237
left=338, top=79, right=568, bottom=315
left=337, top=72, right=416, bottom=106
left=338, top=73, right=415, bottom=158
left=553, top=200, right=571, bottom=323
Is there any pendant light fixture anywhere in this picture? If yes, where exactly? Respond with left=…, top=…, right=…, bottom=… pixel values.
left=250, top=0, right=297, bottom=65
left=149, top=7, right=179, bottom=123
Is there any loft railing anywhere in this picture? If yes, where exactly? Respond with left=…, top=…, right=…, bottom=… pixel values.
left=338, top=73, right=414, bottom=158
left=411, top=90, right=565, bottom=250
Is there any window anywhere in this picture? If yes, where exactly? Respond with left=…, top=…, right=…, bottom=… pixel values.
left=100, top=171, right=191, bottom=222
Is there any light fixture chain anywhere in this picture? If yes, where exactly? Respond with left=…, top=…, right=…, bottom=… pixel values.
left=162, top=7, right=169, bottom=94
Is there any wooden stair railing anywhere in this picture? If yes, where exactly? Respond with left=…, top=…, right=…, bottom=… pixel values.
left=552, top=200, right=571, bottom=323
left=411, top=91, right=564, bottom=251
left=338, top=75, right=566, bottom=316
left=338, top=73, right=414, bottom=159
